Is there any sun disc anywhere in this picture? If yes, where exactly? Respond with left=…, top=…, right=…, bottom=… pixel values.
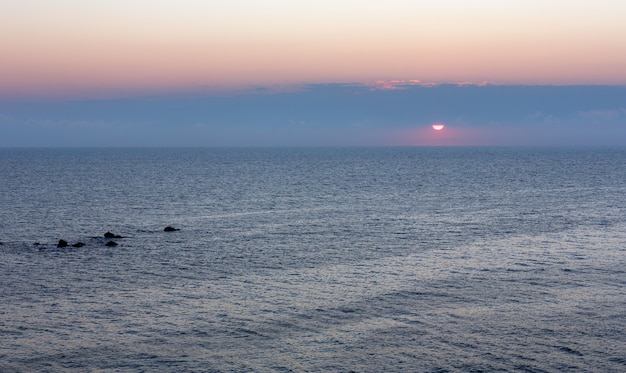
left=432, top=124, right=445, bottom=131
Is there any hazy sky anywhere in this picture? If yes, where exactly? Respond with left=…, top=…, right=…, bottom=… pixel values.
left=1, top=1, right=625, bottom=146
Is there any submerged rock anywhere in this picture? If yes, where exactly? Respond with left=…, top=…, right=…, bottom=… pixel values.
left=57, top=239, right=69, bottom=248
left=163, top=226, right=179, bottom=232
left=72, top=242, right=86, bottom=248
left=104, top=231, right=122, bottom=239
left=105, top=241, right=118, bottom=247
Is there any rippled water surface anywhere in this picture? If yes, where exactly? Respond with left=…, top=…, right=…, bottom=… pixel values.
left=1, top=147, right=625, bottom=372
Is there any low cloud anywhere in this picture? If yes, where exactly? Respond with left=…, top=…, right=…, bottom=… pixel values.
left=365, top=79, right=495, bottom=91
left=578, top=108, right=626, bottom=123
left=1, top=84, right=625, bottom=146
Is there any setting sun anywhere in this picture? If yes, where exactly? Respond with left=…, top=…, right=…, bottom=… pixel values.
left=432, top=123, right=445, bottom=131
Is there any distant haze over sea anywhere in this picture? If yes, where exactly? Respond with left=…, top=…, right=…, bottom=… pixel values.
left=1, top=83, right=625, bottom=147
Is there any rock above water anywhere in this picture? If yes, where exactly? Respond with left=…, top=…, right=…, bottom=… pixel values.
left=105, top=241, right=118, bottom=247
left=57, top=239, right=68, bottom=248
left=163, top=226, right=179, bottom=232
left=104, top=231, right=122, bottom=239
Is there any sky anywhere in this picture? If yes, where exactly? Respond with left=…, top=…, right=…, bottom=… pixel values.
left=1, top=1, right=625, bottom=146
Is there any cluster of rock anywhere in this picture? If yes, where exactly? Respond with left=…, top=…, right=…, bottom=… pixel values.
left=56, top=240, right=85, bottom=248
left=56, top=227, right=179, bottom=248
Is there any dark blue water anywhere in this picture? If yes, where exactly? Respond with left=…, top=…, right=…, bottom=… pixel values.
left=1, top=147, right=625, bottom=372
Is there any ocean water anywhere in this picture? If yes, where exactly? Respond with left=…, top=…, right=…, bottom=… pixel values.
left=1, top=147, right=625, bottom=372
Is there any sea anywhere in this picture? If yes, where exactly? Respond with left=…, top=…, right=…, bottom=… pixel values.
left=1, top=147, right=625, bottom=372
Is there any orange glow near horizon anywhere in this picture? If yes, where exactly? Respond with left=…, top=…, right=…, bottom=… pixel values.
left=386, top=126, right=535, bottom=147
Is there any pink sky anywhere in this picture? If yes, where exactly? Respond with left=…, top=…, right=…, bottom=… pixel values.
left=1, top=1, right=626, bottom=99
